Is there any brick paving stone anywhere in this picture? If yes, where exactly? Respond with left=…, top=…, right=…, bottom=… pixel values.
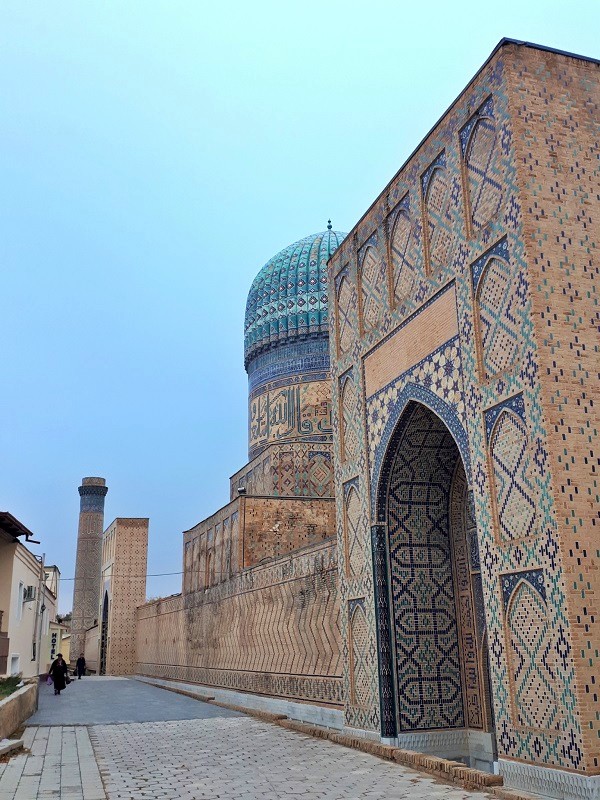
left=1, top=678, right=499, bottom=799
left=89, top=716, right=495, bottom=800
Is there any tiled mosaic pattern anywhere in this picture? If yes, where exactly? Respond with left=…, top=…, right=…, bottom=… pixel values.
left=358, top=238, right=385, bottom=332
left=244, top=229, right=345, bottom=367
left=473, top=240, right=525, bottom=382
left=389, top=199, right=419, bottom=307
left=343, top=480, right=363, bottom=578
left=231, top=441, right=334, bottom=499
left=387, top=404, right=465, bottom=730
left=335, top=268, right=356, bottom=355
left=247, top=336, right=330, bottom=393
left=487, top=399, right=538, bottom=543
left=422, top=151, right=455, bottom=274
left=505, top=47, right=600, bottom=771
left=506, top=578, right=560, bottom=732
left=349, top=598, right=370, bottom=707
left=328, top=43, right=593, bottom=777
left=340, top=369, right=359, bottom=463
left=461, top=96, right=504, bottom=234
left=450, top=467, right=488, bottom=731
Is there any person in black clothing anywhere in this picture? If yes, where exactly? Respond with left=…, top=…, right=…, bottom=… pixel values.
left=76, top=654, right=86, bottom=679
left=49, top=653, right=68, bottom=695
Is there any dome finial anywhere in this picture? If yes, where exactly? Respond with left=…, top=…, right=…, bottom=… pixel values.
left=327, top=219, right=332, bottom=230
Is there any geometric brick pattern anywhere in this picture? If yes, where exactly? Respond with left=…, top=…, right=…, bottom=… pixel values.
left=340, top=371, right=359, bottom=463
left=231, top=441, right=334, bottom=499
left=344, top=482, right=364, bottom=578
left=422, top=153, right=453, bottom=273
left=476, top=253, right=523, bottom=380
left=349, top=599, right=370, bottom=707
left=359, top=243, right=385, bottom=331
left=100, top=518, right=148, bottom=676
left=488, top=408, right=537, bottom=542
left=389, top=203, right=418, bottom=305
left=336, top=272, right=356, bottom=355
left=461, top=97, right=504, bottom=233
left=504, top=47, right=599, bottom=770
left=328, top=43, right=592, bottom=779
left=506, top=579, right=560, bottom=732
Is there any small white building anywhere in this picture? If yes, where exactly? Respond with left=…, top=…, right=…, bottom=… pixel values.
left=0, top=512, right=59, bottom=678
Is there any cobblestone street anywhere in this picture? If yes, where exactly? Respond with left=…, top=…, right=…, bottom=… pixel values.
left=0, top=678, right=495, bottom=800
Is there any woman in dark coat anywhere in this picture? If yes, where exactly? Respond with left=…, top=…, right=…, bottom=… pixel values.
left=49, top=653, right=68, bottom=695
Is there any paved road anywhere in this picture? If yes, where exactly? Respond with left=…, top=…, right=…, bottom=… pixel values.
left=27, top=676, right=241, bottom=726
left=0, top=678, right=495, bottom=800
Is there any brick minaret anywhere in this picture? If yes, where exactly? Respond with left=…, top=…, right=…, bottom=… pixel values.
left=70, top=477, right=108, bottom=658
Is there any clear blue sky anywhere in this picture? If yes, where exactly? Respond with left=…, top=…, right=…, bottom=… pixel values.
left=1, top=2, right=597, bottom=611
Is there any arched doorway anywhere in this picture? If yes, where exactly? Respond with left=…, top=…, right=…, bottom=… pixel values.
left=375, top=401, right=496, bottom=768
left=99, top=592, right=109, bottom=676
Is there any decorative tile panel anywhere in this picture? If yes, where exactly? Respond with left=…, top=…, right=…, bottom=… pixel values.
left=474, top=241, right=525, bottom=381
left=349, top=599, right=370, bottom=707
left=327, top=44, right=586, bottom=777
left=460, top=97, right=504, bottom=233
left=358, top=239, right=386, bottom=332
left=389, top=202, right=419, bottom=305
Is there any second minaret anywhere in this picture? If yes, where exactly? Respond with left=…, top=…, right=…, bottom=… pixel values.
left=70, top=477, right=108, bottom=659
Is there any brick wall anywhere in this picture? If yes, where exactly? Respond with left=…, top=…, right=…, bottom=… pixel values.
left=243, top=497, right=335, bottom=567
left=326, top=40, right=597, bottom=779
left=506, top=46, right=600, bottom=773
left=135, top=540, right=342, bottom=707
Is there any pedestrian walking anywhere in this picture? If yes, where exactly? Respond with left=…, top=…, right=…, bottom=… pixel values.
left=49, top=653, right=69, bottom=696
left=76, top=653, right=86, bottom=679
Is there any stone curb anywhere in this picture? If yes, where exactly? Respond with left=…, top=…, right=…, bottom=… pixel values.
left=137, top=677, right=537, bottom=800
left=0, top=737, right=24, bottom=756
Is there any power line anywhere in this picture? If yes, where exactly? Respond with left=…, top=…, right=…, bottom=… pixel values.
left=59, top=571, right=184, bottom=581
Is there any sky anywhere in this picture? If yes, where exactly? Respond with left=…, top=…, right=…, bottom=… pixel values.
left=0, top=1, right=597, bottom=612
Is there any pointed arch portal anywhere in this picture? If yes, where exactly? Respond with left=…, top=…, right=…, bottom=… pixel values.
left=372, top=401, right=496, bottom=767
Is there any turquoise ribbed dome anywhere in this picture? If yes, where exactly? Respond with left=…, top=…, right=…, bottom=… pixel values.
left=244, top=229, right=346, bottom=368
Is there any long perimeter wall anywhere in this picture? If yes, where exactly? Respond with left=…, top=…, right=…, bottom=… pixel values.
left=135, top=538, right=343, bottom=707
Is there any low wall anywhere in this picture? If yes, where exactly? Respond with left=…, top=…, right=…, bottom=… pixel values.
left=0, top=683, right=37, bottom=739
left=136, top=540, right=343, bottom=708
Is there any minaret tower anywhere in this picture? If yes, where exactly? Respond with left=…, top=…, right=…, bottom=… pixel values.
left=71, top=477, right=108, bottom=658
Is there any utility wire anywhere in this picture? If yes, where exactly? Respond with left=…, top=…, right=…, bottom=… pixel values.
left=59, top=571, right=184, bottom=581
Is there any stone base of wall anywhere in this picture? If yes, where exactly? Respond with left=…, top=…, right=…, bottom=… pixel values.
left=387, top=729, right=496, bottom=772
left=499, top=759, right=600, bottom=800
left=0, top=683, right=37, bottom=739
left=134, top=675, right=344, bottom=729
left=136, top=662, right=343, bottom=708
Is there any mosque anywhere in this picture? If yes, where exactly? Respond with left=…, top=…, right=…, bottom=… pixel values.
left=70, top=40, right=599, bottom=800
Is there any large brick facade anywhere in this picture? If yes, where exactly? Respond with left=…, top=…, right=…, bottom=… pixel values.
left=109, top=39, right=599, bottom=800
left=328, top=40, right=598, bottom=800
left=99, top=518, right=148, bottom=675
